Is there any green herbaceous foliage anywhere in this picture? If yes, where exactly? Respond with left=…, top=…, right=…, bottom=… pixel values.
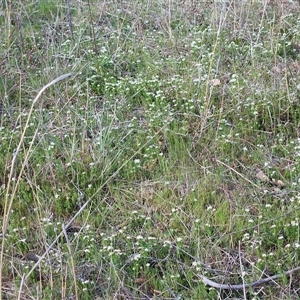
left=1, top=1, right=300, bottom=299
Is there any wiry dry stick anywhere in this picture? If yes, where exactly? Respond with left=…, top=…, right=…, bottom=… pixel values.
left=1, top=72, right=72, bottom=300
left=199, top=266, right=300, bottom=290
left=3, top=73, right=72, bottom=237
left=216, top=159, right=261, bottom=189
left=238, top=241, right=247, bottom=299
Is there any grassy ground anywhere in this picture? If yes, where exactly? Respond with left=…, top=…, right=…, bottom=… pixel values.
left=1, top=1, right=300, bottom=299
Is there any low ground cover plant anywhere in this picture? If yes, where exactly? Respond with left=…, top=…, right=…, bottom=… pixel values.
left=1, top=1, right=300, bottom=299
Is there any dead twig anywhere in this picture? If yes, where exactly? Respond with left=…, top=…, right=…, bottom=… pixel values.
left=199, top=266, right=300, bottom=290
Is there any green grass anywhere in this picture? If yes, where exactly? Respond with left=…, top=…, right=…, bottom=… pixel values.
left=1, top=1, right=300, bottom=299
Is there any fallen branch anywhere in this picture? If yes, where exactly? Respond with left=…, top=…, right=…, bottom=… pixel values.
left=199, top=266, right=300, bottom=290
